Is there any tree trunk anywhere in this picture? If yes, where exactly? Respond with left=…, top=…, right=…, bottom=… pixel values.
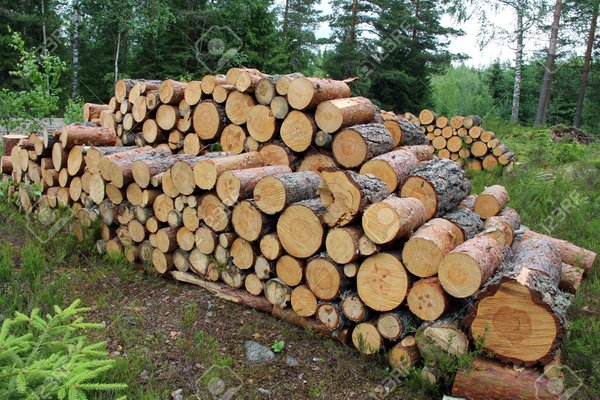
left=71, top=1, right=80, bottom=99
left=535, top=0, right=563, bottom=126
left=574, top=1, right=599, bottom=127
left=114, top=29, right=121, bottom=84
left=287, top=77, right=351, bottom=110
left=406, top=277, right=448, bottom=321
left=315, top=97, right=376, bottom=133
left=511, top=5, right=524, bottom=123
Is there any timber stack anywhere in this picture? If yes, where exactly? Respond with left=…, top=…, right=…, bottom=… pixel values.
left=387, top=109, right=515, bottom=170
left=1, top=67, right=595, bottom=400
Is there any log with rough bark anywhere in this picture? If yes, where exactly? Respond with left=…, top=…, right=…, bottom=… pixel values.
left=388, top=336, right=421, bottom=375
left=264, top=278, right=292, bottom=308
left=400, top=158, right=471, bottom=220
left=60, top=124, right=117, bottom=148
left=356, top=252, right=410, bottom=312
left=287, top=77, right=351, bottom=110
left=442, top=207, right=484, bottom=243
left=438, top=235, right=502, bottom=298
left=253, top=171, right=320, bottom=215
left=131, top=153, right=196, bottom=189
left=320, top=169, right=390, bottom=227
left=316, top=302, right=347, bottom=331
left=360, top=149, right=419, bottom=192
left=109, top=147, right=171, bottom=188
left=452, top=357, right=561, bottom=400
left=462, top=115, right=483, bottom=129
left=484, top=207, right=521, bottom=247
left=361, top=195, right=426, bottom=245
left=216, top=165, right=292, bottom=206
left=407, top=277, right=448, bottom=321
left=83, top=103, right=110, bottom=122
left=521, top=228, right=596, bottom=276
left=194, top=152, right=262, bottom=190
left=383, top=118, right=429, bottom=147
left=275, top=72, right=304, bottom=96
left=466, top=238, right=569, bottom=365
left=279, top=110, right=318, bottom=152
left=402, top=218, right=461, bottom=277
left=474, top=185, right=509, bottom=218
left=415, top=311, right=469, bottom=364
left=331, top=123, right=393, bottom=168
left=277, top=198, right=326, bottom=259
left=315, top=97, right=376, bottom=133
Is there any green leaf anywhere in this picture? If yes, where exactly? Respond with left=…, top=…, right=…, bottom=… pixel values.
left=271, top=340, right=285, bottom=353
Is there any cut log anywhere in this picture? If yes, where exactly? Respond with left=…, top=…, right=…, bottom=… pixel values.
left=109, top=147, right=171, bottom=189
left=194, top=225, right=217, bottom=254
left=200, top=74, right=226, bottom=95
left=276, top=198, right=327, bottom=258
left=220, top=124, right=247, bottom=155
left=159, top=79, right=187, bottom=104
left=316, top=302, right=347, bottom=331
left=388, top=336, right=420, bottom=375
left=60, top=124, right=117, bottom=148
left=290, top=284, right=318, bottom=317
left=419, top=109, right=436, bottom=125
left=270, top=95, right=289, bottom=119
left=275, top=255, right=304, bottom=287
left=216, top=165, right=292, bottom=206
left=415, top=311, right=469, bottom=363
left=152, top=249, right=173, bottom=274
left=320, top=169, right=390, bottom=227
left=362, top=196, right=427, bottom=245
left=212, top=84, right=235, bottom=103
left=297, top=151, right=337, bottom=174
left=352, top=321, right=382, bottom=355
left=156, top=105, right=178, bottom=131
left=439, top=235, right=502, bottom=298
left=247, top=104, right=279, bottom=142
left=484, top=207, right=521, bottom=247
left=146, top=90, right=161, bottom=111
left=231, top=200, right=274, bottom=242
left=264, top=278, right=291, bottom=308
left=141, top=119, right=163, bottom=144
left=259, top=233, right=283, bottom=261
left=559, top=262, right=583, bottom=293
left=254, top=76, right=277, bottom=105
left=402, top=218, right=460, bottom=277
left=193, top=100, right=227, bottom=140
left=442, top=207, right=484, bottom=243
left=406, top=277, right=448, bottom=321
left=229, top=237, right=256, bottom=270
left=244, top=273, right=265, bottom=296
left=383, top=118, right=428, bottom=147
left=183, top=80, right=203, bottom=106
left=198, top=193, right=231, bottom=232
left=275, top=73, right=304, bottom=96
left=287, top=77, right=350, bottom=110
left=331, top=123, right=393, bottom=168
left=325, top=226, right=362, bottom=264
left=132, top=153, right=196, bottom=189
left=305, top=254, right=347, bottom=301
left=377, top=309, right=417, bottom=341
left=466, top=238, right=568, bottom=365
left=340, top=291, right=370, bottom=323
left=83, top=103, right=109, bottom=122
left=253, top=255, right=272, bottom=280
left=315, top=97, right=376, bottom=133
left=356, top=252, right=410, bottom=312
left=474, top=185, right=509, bottom=219
left=359, top=149, right=419, bottom=192
left=194, top=152, right=263, bottom=190
left=462, top=115, right=482, bottom=129
left=521, top=228, right=595, bottom=276
left=280, top=110, right=317, bottom=152
left=452, top=357, right=561, bottom=400
left=470, top=141, right=488, bottom=157
left=253, top=171, right=320, bottom=215
left=225, top=91, right=256, bottom=125
left=221, top=265, right=247, bottom=289
left=400, top=158, right=471, bottom=220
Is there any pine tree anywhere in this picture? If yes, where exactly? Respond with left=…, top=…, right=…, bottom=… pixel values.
left=280, top=0, right=323, bottom=72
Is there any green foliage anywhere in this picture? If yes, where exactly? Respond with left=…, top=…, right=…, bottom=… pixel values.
left=63, top=98, right=85, bottom=124
left=0, top=243, right=13, bottom=283
left=271, top=340, right=285, bottom=353
left=0, top=299, right=127, bottom=399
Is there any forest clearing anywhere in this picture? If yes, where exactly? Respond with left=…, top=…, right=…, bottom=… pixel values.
left=1, top=1, right=600, bottom=399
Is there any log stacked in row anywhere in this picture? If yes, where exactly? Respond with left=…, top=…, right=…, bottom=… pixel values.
left=2, top=67, right=595, bottom=400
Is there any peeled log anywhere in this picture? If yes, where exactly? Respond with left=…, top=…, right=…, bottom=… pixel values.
left=521, top=228, right=596, bottom=276
left=452, top=357, right=561, bottom=400
left=400, top=158, right=471, bottom=220
left=402, top=218, right=461, bottom=277
left=466, top=238, right=569, bottom=365
left=287, top=77, right=350, bottom=110
left=359, top=149, right=418, bottom=192
left=216, top=165, right=292, bottom=206
left=438, top=235, right=502, bottom=298
left=331, top=123, right=393, bottom=169
left=362, top=195, right=426, bottom=244
left=474, top=185, right=510, bottom=219
left=356, top=252, right=410, bottom=312
left=253, top=171, right=320, bottom=215
left=319, top=169, right=390, bottom=227
left=60, top=124, right=116, bottom=148
left=315, top=97, right=376, bottom=133
left=276, top=198, right=326, bottom=259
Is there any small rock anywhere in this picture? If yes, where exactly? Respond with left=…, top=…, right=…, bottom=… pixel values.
left=312, top=357, right=321, bottom=362
left=285, top=355, right=299, bottom=367
left=257, top=388, right=271, bottom=396
left=245, top=341, right=275, bottom=364
left=170, top=388, right=183, bottom=400
left=139, top=370, right=149, bottom=381
left=206, top=311, right=214, bottom=318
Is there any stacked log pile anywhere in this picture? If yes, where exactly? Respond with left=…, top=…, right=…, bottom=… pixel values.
left=386, top=109, right=515, bottom=171
left=2, top=68, right=595, bottom=399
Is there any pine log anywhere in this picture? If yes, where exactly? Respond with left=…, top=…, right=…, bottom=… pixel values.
left=484, top=207, right=521, bottom=247
left=132, top=153, right=197, bottom=189
left=331, top=123, right=393, bottom=168
left=244, top=273, right=265, bottom=296
left=109, top=147, right=171, bottom=189
left=325, top=226, right=362, bottom=264
left=290, top=284, right=318, bottom=317
left=276, top=198, right=326, bottom=258
left=198, top=193, right=231, bottom=232
left=254, top=255, right=273, bottom=280
left=320, top=169, right=390, bottom=227
left=193, top=100, right=227, bottom=140
left=253, top=171, right=320, bottom=215
left=466, top=238, right=569, bottom=365
left=225, top=91, right=256, bottom=125
left=220, top=124, right=247, bottom=155
left=306, top=254, right=347, bottom=301
left=287, top=77, right=350, bottom=110
left=340, top=291, right=371, bottom=323
left=60, top=124, right=117, bottom=148
left=212, top=84, right=236, bottom=103
left=377, top=309, right=417, bottom=341
left=383, top=118, right=428, bottom=147
left=254, top=75, right=277, bottom=105
left=442, top=207, right=484, bottom=243
left=280, top=110, right=317, bottom=152
left=231, top=200, right=275, bottom=242
left=419, top=109, right=436, bottom=125
left=406, top=277, right=448, bottom=321
left=275, top=73, right=304, bottom=96
left=462, top=115, right=483, bottom=129
left=216, top=165, right=292, bottom=206
left=258, top=142, right=299, bottom=168
left=194, top=152, right=263, bottom=190
left=264, top=278, right=291, bottom=308
left=400, top=158, right=471, bottom=220
left=259, top=233, right=283, bottom=261
left=356, top=252, right=410, bottom=312
left=415, top=310, right=469, bottom=363
left=316, top=302, right=347, bottom=331
left=352, top=321, right=382, bottom=355
left=200, top=74, right=227, bottom=95
left=315, top=97, right=376, bottom=133
left=270, top=95, right=289, bottom=119
left=359, top=149, right=419, bottom=192
left=388, top=336, right=421, bottom=375
left=247, top=104, right=279, bottom=142
left=474, top=185, right=510, bottom=219
left=275, top=255, right=304, bottom=287
left=159, top=80, right=187, bottom=104
left=156, top=105, right=178, bottom=130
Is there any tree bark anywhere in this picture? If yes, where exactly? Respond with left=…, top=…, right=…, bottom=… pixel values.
left=574, top=0, right=599, bottom=127
left=511, top=5, right=524, bottom=123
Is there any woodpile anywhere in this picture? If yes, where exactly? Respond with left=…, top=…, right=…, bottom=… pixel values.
left=384, top=109, right=515, bottom=170
left=2, top=68, right=594, bottom=398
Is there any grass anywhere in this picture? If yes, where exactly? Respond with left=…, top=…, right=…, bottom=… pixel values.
left=0, top=123, right=598, bottom=399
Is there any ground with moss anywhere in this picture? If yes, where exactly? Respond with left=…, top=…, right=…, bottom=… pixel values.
left=0, top=124, right=598, bottom=399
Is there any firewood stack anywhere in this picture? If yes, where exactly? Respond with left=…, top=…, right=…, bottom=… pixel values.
left=385, top=109, right=515, bottom=170
left=2, top=68, right=595, bottom=399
